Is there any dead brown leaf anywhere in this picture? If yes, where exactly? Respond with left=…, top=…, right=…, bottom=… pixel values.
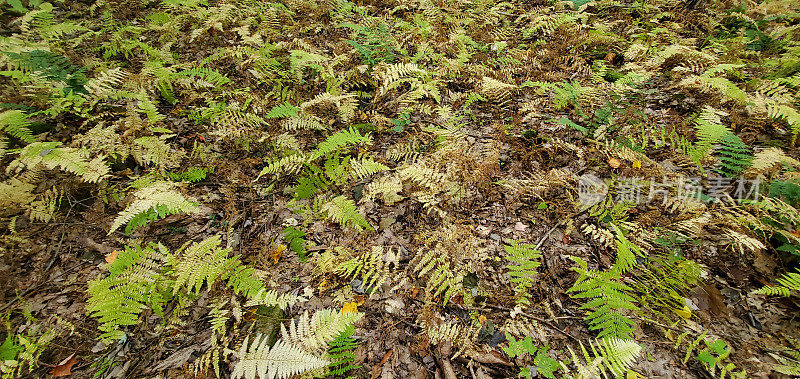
left=50, top=354, right=78, bottom=377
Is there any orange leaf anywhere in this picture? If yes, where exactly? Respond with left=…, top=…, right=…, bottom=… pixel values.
left=478, top=315, right=487, bottom=326
left=50, top=354, right=78, bottom=377
left=608, top=157, right=621, bottom=168
left=269, top=245, right=286, bottom=265
left=104, top=251, right=119, bottom=264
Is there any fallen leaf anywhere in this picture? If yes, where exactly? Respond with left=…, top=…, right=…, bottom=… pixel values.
left=342, top=301, right=358, bottom=314
left=371, top=349, right=394, bottom=379
left=104, top=250, right=118, bottom=264
left=674, top=305, right=692, bottom=320
left=269, top=245, right=286, bottom=265
left=514, top=222, right=527, bottom=231
left=379, top=349, right=393, bottom=366
left=410, top=288, right=419, bottom=299
left=50, top=354, right=78, bottom=377
left=478, top=315, right=487, bottom=325
left=608, top=157, right=621, bottom=168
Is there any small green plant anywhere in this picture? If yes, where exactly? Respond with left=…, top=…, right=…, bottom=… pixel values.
left=391, top=111, right=411, bottom=132
left=503, top=334, right=560, bottom=378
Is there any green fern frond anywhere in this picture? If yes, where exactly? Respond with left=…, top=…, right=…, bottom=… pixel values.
left=321, top=195, right=373, bottom=231
left=108, top=181, right=199, bottom=235
left=170, top=236, right=235, bottom=296
left=0, top=110, right=35, bottom=143
left=753, top=269, right=800, bottom=297
left=266, top=103, right=301, bottom=119
left=86, top=243, right=168, bottom=342
left=232, top=335, right=330, bottom=379
left=689, top=106, right=752, bottom=175
left=715, top=132, right=752, bottom=176
left=567, top=256, right=638, bottom=339
left=326, top=325, right=360, bottom=377
left=504, top=239, right=542, bottom=307
left=177, top=67, right=231, bottom=87
left=311, top=127, right=372, bottom=159
left=610, top=224, right=643, bottom=275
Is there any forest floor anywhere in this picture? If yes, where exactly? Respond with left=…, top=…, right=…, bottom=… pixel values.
left=1, top=0, right=800, bottom=378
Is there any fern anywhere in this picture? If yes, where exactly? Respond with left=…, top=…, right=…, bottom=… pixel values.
left=335, top=246, right=391, bottom=292
left=0, top=110, right=35, bottom=143
left=11, top=142, right=110, bottom=183
left=244, top=288, right=305, bottom=309
left=108, top=181, right=199, bottom=235
left=425, top=321, right=479, bottom=358
left=281, top=309, right=364, bottom=354
left=257, top=153, right=309, bottom=179
left=481, top=76, right=517, bottom=100
left=283, top=226, right=308, bottom=259
left=164, top=167, right=211, bottom=183
left=232, top=336, right=330, bottom=379
left=321, top=195, right=373, bottom=232
left=176, top=67, right=231, bottom=87
left=170, top=236, right=236, bottom=296
left=748, top=147, right=800, bottom=173
left=379, top=62, right=426, bottom=95
left=411, top=249, right=463, bottom=304
left=504, top=239, right=542, bottom=307
left=752, top=269, right=800, bottom=297
left=347, top=156, right=388, bottom=180
left=326, top=325, right=360, bottom=378
left=689, top=106, right=751, bottom=175
left=365, top=175, right=404, bottom=205
left=567, top=256, right=638, bottom=339
left=2, top=49, right=88, bottom=94
left=311, top=127, right=372, bottom=159
left=86, top=243, right=168, bottom=342
left=282, top=116, right=328, bottom=131
left=771, top=338, right=800, bottom=376
left=266, top=102, right=301, bottom=119
left=565, top=338, right=642, bottom=379
left=715, top=131, right=752, bottom=177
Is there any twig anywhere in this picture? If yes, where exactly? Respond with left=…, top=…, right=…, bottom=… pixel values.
left=534, top=220, right=564, bottom=251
